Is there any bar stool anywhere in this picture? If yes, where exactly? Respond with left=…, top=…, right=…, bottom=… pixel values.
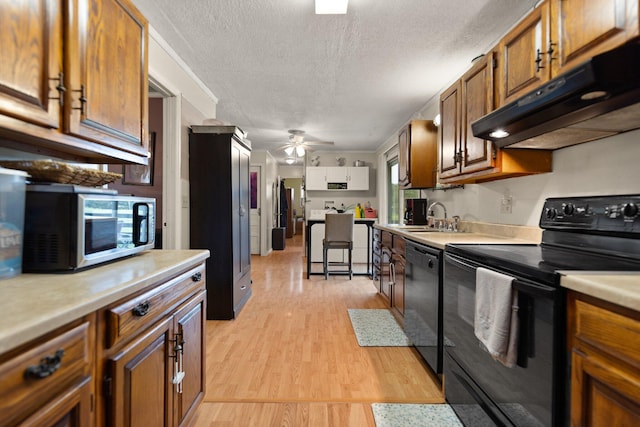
left=323, top=213, right=354, bottom=279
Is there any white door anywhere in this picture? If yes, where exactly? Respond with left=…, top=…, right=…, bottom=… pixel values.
left=250, top=166, right=261, bottom=255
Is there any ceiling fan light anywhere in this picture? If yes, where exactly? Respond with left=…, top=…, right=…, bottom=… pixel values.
left=315, top=0, right=348, bottom=14
left=284, top=146, right=294, bottom=156
left=296, top=146, right=305, bottom=156
left=285, top=156, right=295, bottom=164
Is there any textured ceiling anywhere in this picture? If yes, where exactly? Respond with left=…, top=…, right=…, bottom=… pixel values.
left=132, top=0, right=539, bottom=163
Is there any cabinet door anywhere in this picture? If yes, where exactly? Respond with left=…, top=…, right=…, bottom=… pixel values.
left=325, top=167, right=349, bottom=183
left=497, top=1, right=550, bottom=106
left=173, top=292, right=206, bottom=426
left=550, top=0, right=639, bottom=76
left=305, top=167, right=327, bottom=190
left=460, top=52, right=495, bottom=175
left=66, top=0, right=149, bottom=158
left=439, top=81, right=461, bottom=179
left=391, top=255, right=405, bottom=317
left=571, top=350, right=640, bottom=426
left=107, top=318, right=172, bottom=427
left=0, top=0, right=62, bottom=129
left=239, top=143, right=251, bottom=276
left=348, top=167, right=369, bottom=191
left=380, top=247, right=392, bottom=304
left=398, top=125, right=410, bottom=187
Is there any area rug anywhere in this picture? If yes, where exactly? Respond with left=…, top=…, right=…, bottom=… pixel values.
left=371, top=403, right=463, bottom=427
left=347, top=309, right=412, bottom=346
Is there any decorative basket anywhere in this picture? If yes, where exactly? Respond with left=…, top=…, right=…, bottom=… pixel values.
left=0, top=160, right=122, bottom=186
left=364, top=208, right=377, bottom=218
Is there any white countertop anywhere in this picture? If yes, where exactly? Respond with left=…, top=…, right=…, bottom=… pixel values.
left=0, top=249, right=210, bottom=354
left=561, top=272, right=640, bottom=312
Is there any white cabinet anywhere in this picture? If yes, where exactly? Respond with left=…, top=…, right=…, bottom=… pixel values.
left=306, top=167, right=369, bottom=191
left=306, top=167, right=328, bottom=190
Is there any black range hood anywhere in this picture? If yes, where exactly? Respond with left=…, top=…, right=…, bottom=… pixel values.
left=472, top=42, right=640, bottom=150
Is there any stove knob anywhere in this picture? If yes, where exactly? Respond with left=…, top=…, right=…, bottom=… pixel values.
left=623, top=203, right=638, bottom=218
left=562, top=203, right=575, bottom=216
left=545, top=208, right=557, bottom=219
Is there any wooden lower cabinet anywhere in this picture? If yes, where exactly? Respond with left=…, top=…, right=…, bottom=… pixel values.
left=98, top=266, right=206, bottom=427
left=568, top=291, right=640, bottom=426
left=391, top=237, right=406, bottom=323
left=0, top=317, right=95, bottom=427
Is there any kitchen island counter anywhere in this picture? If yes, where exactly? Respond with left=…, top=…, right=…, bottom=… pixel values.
left=0, top=249, right=210, bottom=354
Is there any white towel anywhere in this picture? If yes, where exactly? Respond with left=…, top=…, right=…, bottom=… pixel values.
left=474, top=267, right=519, bottom=368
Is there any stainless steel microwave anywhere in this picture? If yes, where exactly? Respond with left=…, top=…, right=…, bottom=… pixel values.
left=23, top=184, right=155, bottom=271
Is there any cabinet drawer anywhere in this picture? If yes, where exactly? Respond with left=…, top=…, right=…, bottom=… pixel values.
left=107, top=264, right=205, bottom=348
left=373, top=228, right=381, bottom=241
left=0, top=321, right=91, bottom=426
left=573, top=298, right=640, bottom=368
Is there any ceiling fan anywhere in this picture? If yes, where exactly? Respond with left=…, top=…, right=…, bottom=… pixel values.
left=278, top=129, right=334, bottom=163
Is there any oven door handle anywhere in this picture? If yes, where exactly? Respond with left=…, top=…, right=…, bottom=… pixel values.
left=444, top=253, right=478, bottom=272
left=512, top=279, right=556, bottom=298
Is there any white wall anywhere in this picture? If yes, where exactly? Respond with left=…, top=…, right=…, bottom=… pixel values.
left=251, top=150, right=279, bottom=255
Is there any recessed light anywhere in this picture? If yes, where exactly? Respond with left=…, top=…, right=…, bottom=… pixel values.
left=489, top=129, right=510, bottom=139
left=315, top=0, right=348, bottom=14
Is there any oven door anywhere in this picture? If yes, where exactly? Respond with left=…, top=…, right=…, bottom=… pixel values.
left=443, top=252, right=565, bottom=426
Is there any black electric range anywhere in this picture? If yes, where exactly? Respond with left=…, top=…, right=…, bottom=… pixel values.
left=443, top=194, right=640, bottom=427
left=447, top=194, right=640, bottom=284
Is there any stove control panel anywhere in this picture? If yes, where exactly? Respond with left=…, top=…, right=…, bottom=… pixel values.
left=540, top=195, right=640, bottom=233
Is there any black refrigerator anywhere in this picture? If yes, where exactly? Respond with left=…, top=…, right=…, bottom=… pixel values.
left=189, top=125, right=252, bottom=320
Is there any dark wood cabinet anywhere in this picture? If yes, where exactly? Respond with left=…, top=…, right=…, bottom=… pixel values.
left=189, top=126, right=252, bottom=320
left=0, top=0, right=149, bottom=164
left=0, top=318, right=94, bottom=427
left=398, top=120, right=438, bottom=189
left=568, top=291, right=640, bottom=426
left=391, top=237, right=406, bottom=323
left=99, top=264, right=206, bottom=427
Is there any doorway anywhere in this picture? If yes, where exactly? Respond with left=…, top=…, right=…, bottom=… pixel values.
left=250, top=165, right=261, bottom=254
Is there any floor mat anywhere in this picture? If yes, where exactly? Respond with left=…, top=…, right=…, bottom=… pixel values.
left=372, top=403, right=463, bottom=427
left=347, top=309, right=411, bottom=346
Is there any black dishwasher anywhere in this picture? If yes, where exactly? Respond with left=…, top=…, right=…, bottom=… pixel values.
left=404, top=240, right=443, bottom=379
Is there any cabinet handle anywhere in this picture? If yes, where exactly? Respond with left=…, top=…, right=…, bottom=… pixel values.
left=132, top=301, right=150, bottom=317
left=24, top=349, right=64, bottom=379
left=171, top=333, right=185, bottom=394
left=535, top=49, right=545, bottom=72
left=192, top=272, right=202, bottom=282
left=547, top=40, right=556, bottom=64
left=49, top=72, right=66, bottom=107
left=72, top=85, right=87, bottom=115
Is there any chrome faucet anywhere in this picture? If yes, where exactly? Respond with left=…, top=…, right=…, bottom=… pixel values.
left=428, top=201, right=447, bottom=219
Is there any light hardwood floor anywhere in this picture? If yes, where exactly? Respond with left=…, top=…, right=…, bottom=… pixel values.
left=191, top=234, right=443, bottom=426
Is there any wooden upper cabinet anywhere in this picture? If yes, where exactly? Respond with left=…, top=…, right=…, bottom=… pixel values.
left=439, top=53, right=497, bottom=181
left=439, top=82, right=461, bottom=180
left=398, top=120, right=438, bottom=189
left=66, top=0, right=149, bottom=157
left=439, top=51, right=552, bottom=184
left=0, top=0, right=63, bottom=130
left=498, top=0, right=639, bottom=107
left=460, top=52, right=495, bottom=175
left=550, top=0, right=639, bottom=76
left=0, top=0, right=149, bottom=164
left=497, top=1, right=551, bottom=106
